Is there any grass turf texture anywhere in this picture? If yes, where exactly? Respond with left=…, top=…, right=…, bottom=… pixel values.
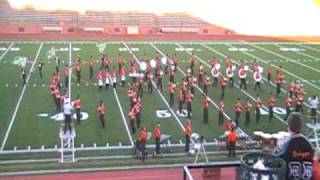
left=0, top=41, right=319, bottom=154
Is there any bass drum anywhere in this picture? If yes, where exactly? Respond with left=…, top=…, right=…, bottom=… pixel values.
left=150, top=59, right=157, bottom=68
left=254, top=71, right=262, bottom=82
left=140, top=61, right=147, bottom=71
left=226, top=67, right=234, bottom=78
left=238, top=68, right=247, bottom=79
left=211, top=68, right=220, bottom=78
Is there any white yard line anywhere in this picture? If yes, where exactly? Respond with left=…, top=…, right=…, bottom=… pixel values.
left=220, top=43, right=320, bottom=115
left=186, top=43, right=287, bottom=125
left=0, top=42, right=14, bottom=61
left=122, top=42, right=185, bottom=131
left=248, top=43, right=320, bottom=74
left=113, top=88, right=135, bottom=146
left=0, top=43, right=43, bottom=151
left=298, top=44, right=320, bottom=53
left=150, top=43, right=253, bottom=133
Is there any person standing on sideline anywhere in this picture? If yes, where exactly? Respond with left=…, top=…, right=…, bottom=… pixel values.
left=63, top=100, right=73, bottom=134
left=268, top=92, right=276, bottom=121
left=38, top=62, right=44, bottom=79
left=153, top=122, right=161, bottom=155
left=21, top=68, right=26, bottom=85
left=184, top=119, right=192, bottom=153
left=139, top=126, right=148, bottom=161
left=72, top=94, right=81, bottom=124
left=97, top=100, right=105, bottom=128
left=203, top=94, right=209, bottom=124
left=255, top=94, right=262, bottom=123
left=309, top=95, right=319, bottom=124
left=227, top=127, right=237, bottom=158
left=273, top=112, right=314, bottom=180
left=234, top=98, right=243, bottom=126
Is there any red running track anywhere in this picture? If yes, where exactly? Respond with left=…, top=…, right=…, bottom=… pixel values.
left=0, top=167, right=237, bottom=180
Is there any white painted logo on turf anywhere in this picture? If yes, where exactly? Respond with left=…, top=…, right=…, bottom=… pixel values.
left=96, top=42, right=107, bottom=53
left=259, top=107, right=286, bottom=115
left=0, top=47, right=6, bottom=51
left=10, top=47, right=20, bottom=51
left=38, top=112, right=89, bottom=121
left=12, top=56, right=27, bottom=67
left=228, top=48, right=254, bottom=52
left=279, top=47, right=305, bottom=52
left=176, top=109, right=189, bottom=118
left=175, top=47, right=195, bottom=52
left=156, top=110, right=172, bottom=118
left=118, top=48, right=139, bottom=52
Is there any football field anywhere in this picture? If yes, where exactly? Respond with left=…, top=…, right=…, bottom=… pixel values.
left=0, top=40, right=319, bottom=157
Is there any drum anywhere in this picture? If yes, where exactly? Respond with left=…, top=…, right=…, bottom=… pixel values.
left=211, top=68, right=220, bottom=77
left=150, top=59, right=157, bottom=68
left=214, top=63, right=221, bottom=70
left=161, top=57, right=167, bottom=65
left=140, top=61, right=147, bottom=71
left=254, top=71, right=262, bottom=82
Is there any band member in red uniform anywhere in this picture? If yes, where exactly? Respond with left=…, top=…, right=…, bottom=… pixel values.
left=128, top=108, right=136, bottom=134
left=167, top=82, right=176, bottom=107
left=238, top=63, right=247, bottom=90
left=219, top=74, right=228, bottom=99
left=210, top=56, right=218, bottom=69
left=136, top=77, right=143, bottom=98
left=119, top=66, right=126, bottom=86
left=104, top=69, right=110, bottom=90
left=146, top=71, right=153, bottom=94
left=219, top=99, right=225, bottom=125
left=74, top=60, right=81, bottom=85
left=288, top=81, right=295, bottom=98
left=267, top=66, right=272, bottom=82
left=184, top=119, right=192, bottom=152
left=73, top=94, right=81, bottom=124
left=103, top=55, right=110, bottom=70
left=226, top=65, right=234, bottom=88
left=178, top=90, right=184, bottom=114
left=169, top=66, right=175, bottom=83
left=88, top=56, right=95, bottom=80
left=268, top=92, right=276, bottom=121
left=153, top=122, right=161, bottom=155
left=255, top=94, right=262, bottom=123
left=189, top=52, right=196, bottom=75
left=275, top=70, right=284, bottom=97
left=53, top=87, right=61, bottom=112
left=117, top=53, right=123, bottom=73
left=139, top=126, right=148, bottom=161
left=189, top=77, right=196, bottom=95
left=244, top=98, right=252, bottom=126
left=96, top=70, right=103, bottom=92
left=234, top=98, right=243, bottom=126
left=295, top=93, right=304, bottom=112
left=97, top=100, right=105, bottom=128
left=203, top=94, right=209, bottom=124
left=186, top=91, right=194, bottom=118
left=253, top=68, right=262, bottom=91
left=227, top=127, right=237, bottom=158
left=156, top=66, right=163, bottom=91
left=134, top=98, right=142, bottom=129
left=173, top=54, right=179, bottom=72
left=111, top=68, right=117, bottom=88
left=198, top=63, right=205, bottom=87
left=284, top=95, right=292, bottom=121
left=64, top=65, right=69, bottom=87
left=202, top=73, right=210, bottom=95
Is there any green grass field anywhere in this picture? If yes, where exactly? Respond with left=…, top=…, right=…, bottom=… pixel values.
left=0, top=40, right=319, bottom=156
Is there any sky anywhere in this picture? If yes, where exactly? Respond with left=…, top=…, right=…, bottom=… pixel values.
left=8, top=0, right=320, bottom=36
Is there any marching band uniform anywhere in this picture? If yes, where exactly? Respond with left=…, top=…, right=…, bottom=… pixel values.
left=244, top=100, right=252, bottom=125
left=168, top=83, right=176, bottom=107
left=73, top=96, right=81, bottom=124
left=234, top=100, right=243, bottom=126
left=268, top=94, right=276, bottom=121
left=88, top=58, right=94, bottom=80
left=97, top=102, right=105, bottom=128
left=219, top=100, right=225, bottom=125
left=184, top=120, right=192, bottom=152
left=75, top=62, right=81, bottom=85
left=255, top=97, right=262, bottom=123
left=128, top=109, right=136, bottom=134
left=284, top=96, right=292, bottom=121
left=203, top=96, right=209, bottom=124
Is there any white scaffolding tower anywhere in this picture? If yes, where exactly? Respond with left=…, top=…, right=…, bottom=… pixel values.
left=59, top=127, right=76, bottom=163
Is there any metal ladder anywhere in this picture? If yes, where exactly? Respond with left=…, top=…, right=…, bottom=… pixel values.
left=59, top=127, right=76, bottom=163
left=306, top=123, right=320, bottom=149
